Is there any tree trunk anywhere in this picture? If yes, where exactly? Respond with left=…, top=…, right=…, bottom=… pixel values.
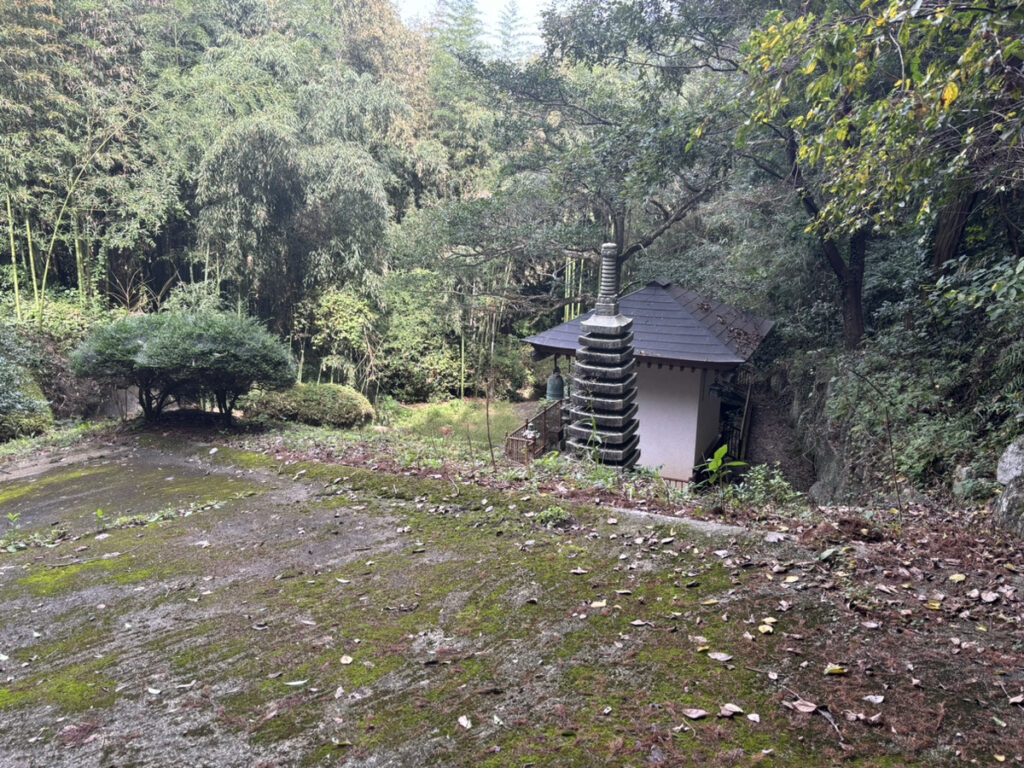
left=786, top=130, right=866, bottom=349
left=932, top=191, right=977, bottom=271
left=842, top=230, right=867, bottom=350
left=819, top=231, right=866, bottom=349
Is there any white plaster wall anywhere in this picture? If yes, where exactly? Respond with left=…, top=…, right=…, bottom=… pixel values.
left=635, top=364, right=702, bottom=482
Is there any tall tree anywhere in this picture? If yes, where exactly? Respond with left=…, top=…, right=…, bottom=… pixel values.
left=495, top=0, right=530, bottom=62
left=745, top=0, right=1024, bottom=271
left=541, top=0, right=879, bottom=347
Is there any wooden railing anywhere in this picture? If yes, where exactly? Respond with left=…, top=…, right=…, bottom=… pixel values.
left=505, top=399, right=564, bottom=464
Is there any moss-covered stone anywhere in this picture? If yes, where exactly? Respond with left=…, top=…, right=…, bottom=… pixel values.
left=18, top=555, right=155, bottom=597
left=0, top=658, right=118, bottom=714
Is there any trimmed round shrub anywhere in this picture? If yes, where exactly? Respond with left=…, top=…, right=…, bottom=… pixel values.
left=71, top=310, right=295, bottom=422
left=241, top=383, right=374, bottom=427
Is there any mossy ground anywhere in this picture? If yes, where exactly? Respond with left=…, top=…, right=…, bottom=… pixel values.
left=0, top=431, right=1019, bottom=767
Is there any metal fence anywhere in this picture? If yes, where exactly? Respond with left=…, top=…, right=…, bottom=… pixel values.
left=505, top=399, right=564, bottom=464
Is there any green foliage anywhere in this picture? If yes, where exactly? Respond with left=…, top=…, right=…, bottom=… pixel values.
left=0, top=290, right=108, bottom=418
left=535, top=505, right=572, bottom=528
left=71, top=310, right=294, bottom=421
left=399, top=399, right=520, bottom=447
left=744, top=0, right=1024, bottom=240
left=725, top=464, right=803, bottom=511
left=696, top=445, right=747, bottom=488
left=814, top=282, right=1024, bottom=494
left=241, top=383, right=374, bottom=428
left=0, top=336, right=54, bottom=442
left=376, top=270, right=462, bottom=402
left=308, top=286, right=381, bottom=389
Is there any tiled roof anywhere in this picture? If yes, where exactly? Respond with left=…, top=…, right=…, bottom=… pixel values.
left=523, top=280, right=773, bottom=368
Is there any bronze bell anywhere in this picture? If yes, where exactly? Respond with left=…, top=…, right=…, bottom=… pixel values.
left=546, top=365, right=564, bottom=401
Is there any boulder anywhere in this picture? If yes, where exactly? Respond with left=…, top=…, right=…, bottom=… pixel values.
left=993, top=477, right=1024, bottom=539
left=997, top=436, right=1024, bottom=485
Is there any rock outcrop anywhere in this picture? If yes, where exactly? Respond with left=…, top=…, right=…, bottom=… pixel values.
left=993, top=437, right=1024, bottom=537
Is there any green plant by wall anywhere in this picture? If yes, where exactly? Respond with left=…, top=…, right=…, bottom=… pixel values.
left=695, top=445, right=746, bottom=488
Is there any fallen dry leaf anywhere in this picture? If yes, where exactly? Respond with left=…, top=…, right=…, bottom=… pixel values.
left=788, top=699, right=818, bottom=714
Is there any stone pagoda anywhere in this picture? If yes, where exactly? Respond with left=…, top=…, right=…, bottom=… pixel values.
left=565, top=242, right=640, bottom=468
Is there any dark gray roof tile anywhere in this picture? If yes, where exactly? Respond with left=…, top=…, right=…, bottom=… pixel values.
left=524, top=282, right=773, bottom=368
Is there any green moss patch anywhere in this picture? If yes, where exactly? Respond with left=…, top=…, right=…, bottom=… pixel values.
left=0, top=658, right=118, bottom=714
left=18, top=555, right=155, bottom=597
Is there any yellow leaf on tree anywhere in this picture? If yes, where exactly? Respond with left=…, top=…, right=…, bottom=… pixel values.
left=941, top=81, right=960, bottom=110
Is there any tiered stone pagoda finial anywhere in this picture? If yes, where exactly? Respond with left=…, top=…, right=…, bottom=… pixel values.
left=566, top=242, right=640, bottom=468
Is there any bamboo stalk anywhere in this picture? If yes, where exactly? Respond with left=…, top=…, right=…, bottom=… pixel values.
left=6, top=195, right=21, bottom=321
left=74, top=212, right=86, bottom=305
left=576, top=257, right=584, bottom=317
left=564, top=257, right=572, bottom=322
left=25, top=217, right=39, bottom=313
left=38, top=107, right=150, bottom=325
